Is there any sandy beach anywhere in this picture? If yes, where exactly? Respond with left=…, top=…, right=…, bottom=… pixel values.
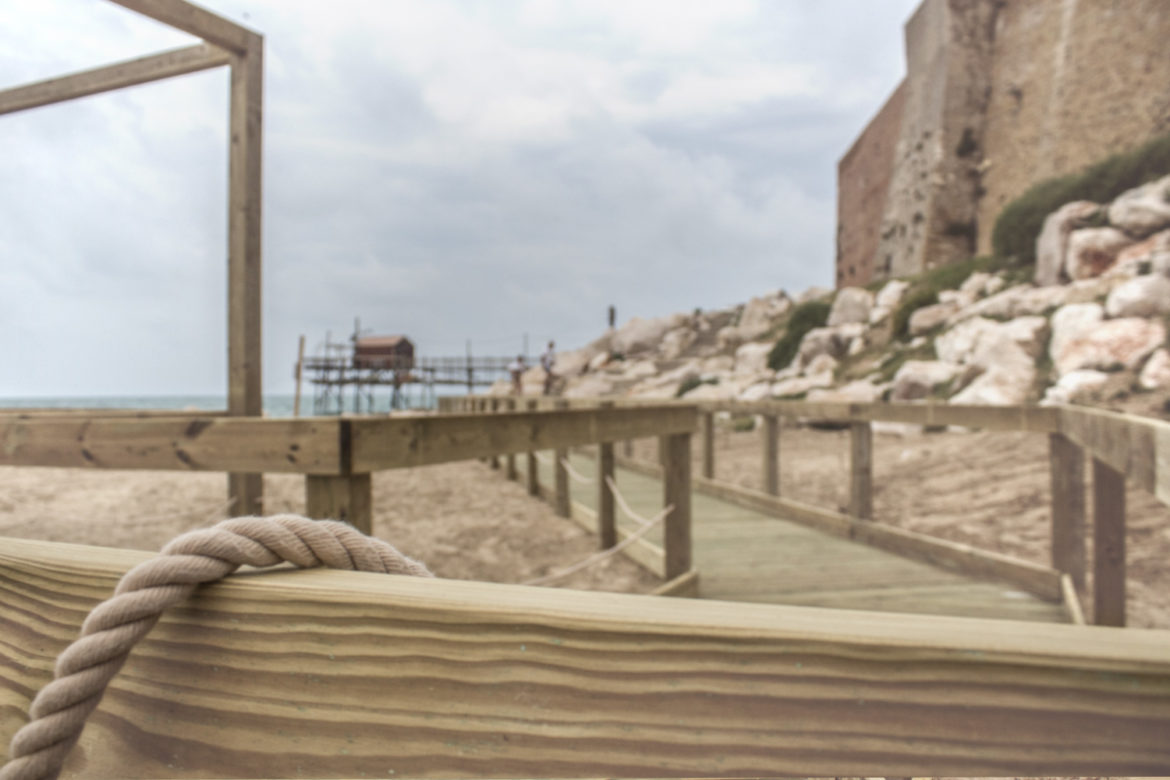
left=2, top=423, right=1167, bottom=627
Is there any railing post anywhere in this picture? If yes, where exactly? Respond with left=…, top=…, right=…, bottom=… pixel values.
left=1049, top=433, right=1086, bottom=591
left=598, top=401, right=616, bottom=549
left=701, top=410, right=714, bottom=480
left=1092, top=457, right=1126, bottom=627
left=849, top=421, right=873, bottom=520
left=526, top=399, right=539, bottom=496
left=623, top=438, right=634, bottom=458
left=305, top=473, right=372, bottom=535
left=489, top=398, right=500, bottom=470
left=762, top=413, right=779, bottom=496
left=554, top=399, right=570, bottom=518
left=662, top=431, right=692, bottom=579
left=505, top=398, right=518, bottom=481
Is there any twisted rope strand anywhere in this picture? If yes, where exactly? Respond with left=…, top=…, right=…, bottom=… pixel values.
left=1, top=514, right=431, bottom=780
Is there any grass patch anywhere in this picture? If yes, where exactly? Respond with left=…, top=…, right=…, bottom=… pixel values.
left=731, top=415, right=756, bottom=433
left=676, top=376, right=718, bottom=398
left=767, top=300, right=831, bottom=370
left=991, top=129, right=1170, bottom=266
left=875, top=342, right=937, bottom=385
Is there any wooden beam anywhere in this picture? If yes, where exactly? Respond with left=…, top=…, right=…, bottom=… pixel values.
left=1092, top=457, right=1127, bottom=627
left=849, top=421, right=873, bottom=520
left=553, top=492, right=666, bottom=577
left=652, top=568, right=700, bottom=597
left=0, top=43, right=230, bottom=116
left=704, top=401, right=1062, bottom=432
left=226, top=35, right=264, bottom=514
left=350, top=406, right=697, bottom=471
left=1050, top=432, right=1086, bottom=590
left=761, top=413, right=779, bottom=496
left=0, top=416, right=341, bottom=474
left=293, top=334, right=306, bottom=417
left=108, top=0, right=255, bottom=54
left=304, top=474, right=372, bottom=535
left=661, top=432, right=692, bottom=580
left=3, top=536, right=1170, bottom=777
left=701, top=410, right=714, bottom=480
left=1062, top=573, right=1087, bottom=626
left=1061, top=405, right=1167, bottom=505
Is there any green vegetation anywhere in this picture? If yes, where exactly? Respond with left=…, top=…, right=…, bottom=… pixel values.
left=767, top=300, right=831, bottom=370
left=675, top=376, right=717, bottom=398
left=890, top=287, right=939, bottom=341
left=991, top=129, right=1170, bottom=265
left=875, top=341, right=936, bottom=385
left=731, top=415, right=756, bottom=433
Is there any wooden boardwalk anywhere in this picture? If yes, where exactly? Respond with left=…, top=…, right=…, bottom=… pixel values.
left=524, top=453, right=1068, bottom=623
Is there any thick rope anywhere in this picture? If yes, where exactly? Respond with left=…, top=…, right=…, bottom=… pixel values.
left=0, top=514, right=431, bottom=780
left=605, top=475, right=654, bottom=527
left=559, top=457, right=595, bottom=485
left=523, top=503, right=671, bottom=586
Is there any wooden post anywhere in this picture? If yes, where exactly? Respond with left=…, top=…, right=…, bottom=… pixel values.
left=1049, top=433, right=1086, bottom=591
left=554, top=401, right=570, bottom=518
left=701, top=411, right=714, bottom=480
left=598, top=402, right=616, bottom=549
left=849, top=421, right=873, bottom=520
left=662, top=432, right=693, bottom=580
left=293, top=334, right=305, bottom=418
left=762, top=413, right=779, bottom=496
left=505, top=399, right=518, bottom=481
left=305, top=474, right=372, bottom=535
left=526, top=399, right=539, bottom=497
left=226, top=33, right=264, bottom=516
left=489, top=398, right=500, bottom=470
left=623, top=438, right=634, bottom=458
left=1092, top=457, right=1126, bottom=627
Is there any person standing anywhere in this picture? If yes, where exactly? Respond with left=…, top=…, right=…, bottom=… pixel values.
left=507, top=355, right=526, bottom=395
left=541, top=341, right=557, bottom=395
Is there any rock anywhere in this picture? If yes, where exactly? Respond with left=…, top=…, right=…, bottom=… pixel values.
left=908, top=302, right=957, bottom=335
left=806, top=380, right=884, bottom=404
left=735, top=292, right=791, bottom=340
left=1042, top=370, right=1111, bottom=405
left=738, top=382, right=773, bottom=402
left=984, top=275, right=1006, bottom=296
left=716, top=325, right=744, bottom=352
left=1065, top=227, right=1134, bottom=280
left=733, top=342, right=773, bottom=376
left=952, top=284, right=1068, bottom=326
left=680, top=381, right=735, bottom=401
left=612, top=314, right=686, bottom=355
left=1105, top=274, right=1170, bottom=318
left=1035, top=201, right=1099, bottom=285
left=1050, top=302, right=1166, bottom=375
left=998, top=316, right=1050, bottom=359
left=702, top=355, right=734, bottom=374
left=959, top=271, right=993, bottom=298
left=586, top=351, right=610, bottom=372
left=937, top=289, right=974, bottom=308
left=890, top=361, right=960, bottom=401
left=827, top=287, right=873, bottom=326
left=770, top=372, right=833, bottom=398
left=1139, top=349, right=1170, bottom=390
left=870, top=280, right=909, bottom=324
left=795, top=286, right=832, bottom=305
left=804, top=353, right=838, bottom=376
left=660, top=327, right=697, bottom=360
left=1065, top=275, right=1120, bottom=303
left=949, top=355, right=1035, bottom=406
left=797, top=327, right=847, bottom=365
left=1108, top=174, right=1170, bottom=238
left=564, top=373, right=616, bottom=398
left=935, top=317, right=999, bottom=365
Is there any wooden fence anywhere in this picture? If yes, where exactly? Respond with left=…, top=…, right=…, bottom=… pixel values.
left=444, top=396, right=1170, bottom=628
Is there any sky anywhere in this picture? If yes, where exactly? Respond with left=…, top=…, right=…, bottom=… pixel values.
left=0, top=0, right=919, bottom=397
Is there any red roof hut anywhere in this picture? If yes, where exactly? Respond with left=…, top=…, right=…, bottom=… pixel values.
left=353, top=335, right=414, bottom=370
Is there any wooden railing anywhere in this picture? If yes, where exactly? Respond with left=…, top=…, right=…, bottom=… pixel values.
left=445, top=396, right=1170, bottom=628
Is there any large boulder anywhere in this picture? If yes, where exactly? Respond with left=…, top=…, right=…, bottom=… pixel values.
left=735, top=292, right=791, bottom=340
left=870, top=279, right=910, bottom=324
left=1049, top=302, right=1166, bottom=375
left=890, top=360, right=960, bottom=401
left=611, top=314, right=686, bottom=355
left=935, top=317, right=999, bottom=365
left=1108, top=174, right=1170, bottom=239
left=807, top=380, right=885, bottom=404
left=659, top=327, right=697, bottom=360
left=770, top=372, right=834, bottom=398
left=1139, top=349, right=1170, bottom=390
left=1104, top=274, right=1170, bottom=318
left=795, top=286, right=832, bottom=305
left=1065, top=227, right=1134, bottom=280
left=827, top=287, right=873, bottom=326
left=908, top=302, right=958, bottom=336
left=733, top=341, right=774, bottom=377
left=998, top=316, right=1050, bottom=359
left=680, top=381, right=736, bottom=401
left=797, top=327, right=849, bottom=365
left=1041, top=369, right=1111, bottom=405
left=1035, top=201, right=1099, bottom=285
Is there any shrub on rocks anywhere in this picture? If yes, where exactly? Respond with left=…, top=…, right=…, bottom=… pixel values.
left=766, top=299, right=830, bottom=370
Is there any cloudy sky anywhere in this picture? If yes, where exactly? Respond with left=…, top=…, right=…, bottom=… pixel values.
left=1, top=0, right=918, bottom=397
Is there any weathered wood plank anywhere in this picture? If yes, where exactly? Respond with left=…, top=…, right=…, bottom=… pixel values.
left=109, top=0, right=255, bottom=53
left=0, top=43, right=230, bottom=116
left=0, top=417, right=341, bottom=474
left=762, top=413, right=779, bottom=496
left=2, top=537, right=1169, bottom=777
left=849, top=421, right=873, bottom=520
left=652, top=568, right=700, bottom=598
left=304, top=474, right=372, bottom=534
left=598, top=441, right=616, bottom=549
left=1060, top=405, right=1168, bottom=501
left=1062, top=573, right=1087, bottom=626
left=350, top=406, right=697, bottom=471
left=1092, top=457, right=1127, bottom=627
left=1050, top=432, right=1087, bottom=590
left=701, top=410, right=715, bottom=480
left=661, top=432, right=692, bottom=580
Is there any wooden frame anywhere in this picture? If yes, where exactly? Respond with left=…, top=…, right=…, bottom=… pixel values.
left=0, top=0, right=265, bottom=514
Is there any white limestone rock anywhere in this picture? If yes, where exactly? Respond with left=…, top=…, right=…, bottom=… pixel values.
left=935, top=317, right=999, bottom=365
left=770, top=372, right=833, bottom=398
left=564, top=373, right=617, bottom=398
left=738, top=382, right=774, bottom=402
left=659, top=327, right=697, bottom=361
left=1139, top=349, right=1170, bottom=390
left=1041, top=370, right=1111, bottom=406
left=959, top=271, right=993, bottom=298
left=733, top=341, right=774, bottom=377
left=949, top=357, right=1035, bottom=406
left=1104, top=274, right=1170, bottom=318
left=806, top=380, right=884, bottom=404
left=681, top=381, right=736, bottom=401
left=735, top=292, right=791, bottom=340
left=797, top=327, right=846, bottom=365
left=1108, top=175, right=1170, bottom=239
left=804, top=353, right=838, bottom=376
left=999, top=316, right=1050, bottom=360
left=870, top=279, right=910, bottom=324
left=1035, top=201, right=1099, bottom=285
left=795, top=286, right=832, bottom=305
left=612, top=314, right=686, bottom=355
left=1049, top=302, right=1165, bottom=375
left=1065, top=227, right=1135, bottom=280
left=827, top=287, right=873, bottom=327
left=890, top=360, right=960, bottom=401
left=908, top=302, right=957, bottom=336
left=702, top=355, right=735, bottom=374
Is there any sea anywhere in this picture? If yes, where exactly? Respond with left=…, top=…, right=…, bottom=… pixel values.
left=0, top=391, right=448, bottom=417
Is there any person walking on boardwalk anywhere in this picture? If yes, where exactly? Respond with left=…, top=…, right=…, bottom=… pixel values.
left=541, top=340, right=557, bottom=395
left=507, top=355, right=526, bottom=395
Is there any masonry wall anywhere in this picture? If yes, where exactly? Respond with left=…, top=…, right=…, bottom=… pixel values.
left=837, top=0, right=1170, bottom=288
left=976, top=0, right=1170, bottom=252
left=836, top=81, right=906, bottom=288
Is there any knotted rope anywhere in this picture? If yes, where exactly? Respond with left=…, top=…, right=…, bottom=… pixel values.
left=0, top=514, right=431, bottom=780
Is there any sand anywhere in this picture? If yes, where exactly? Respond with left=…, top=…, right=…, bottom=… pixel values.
left=2, top=422, right=1168, bottom=628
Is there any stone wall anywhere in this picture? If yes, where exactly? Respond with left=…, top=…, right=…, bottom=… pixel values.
left=836, top=82, right=906, bottom=288
left=837, top=0, right=1170, bottom=288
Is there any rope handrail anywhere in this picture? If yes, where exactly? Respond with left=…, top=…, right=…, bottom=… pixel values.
left=524, top=502, right=671, bottom=587
left=605, top=475, right=653, bottom=527
left=0, top=515, right=431, bottom=780
left=559, top=456, right=595, bottom=485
